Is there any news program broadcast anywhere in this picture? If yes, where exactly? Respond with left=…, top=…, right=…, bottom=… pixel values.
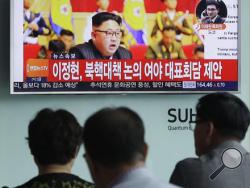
left=11, top=0, right=239, bottom=94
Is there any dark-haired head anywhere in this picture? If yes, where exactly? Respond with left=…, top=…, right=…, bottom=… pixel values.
left=90, top=12, right=123, bottom=57
left=59, top=29, right=75, bottom=52
left=48, top=40, right=65, bottom=53
left=60, top=29, right=74, bottom=38
left=162, top=26, right=177, bottom=46
left=196, top=92, right=250, bottom=140
left=194, top=45, right=204, bottom=54
left=194, top=45, right=204, bottom=59
left=92, top=12, right=122, bottom=27
left=194, top=92, right=250, bottom=156
left=206, top=0, right=220, bottom=9
left=82, top=107, right=146, bottom=168
left=27, top=108, right=82, bottom=165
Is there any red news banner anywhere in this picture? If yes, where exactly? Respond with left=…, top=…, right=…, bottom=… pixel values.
left=48, top=59, right=238, bottom=82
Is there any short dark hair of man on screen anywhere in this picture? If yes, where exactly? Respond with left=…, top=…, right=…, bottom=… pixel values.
left=92, top=12, right=122, bottom=27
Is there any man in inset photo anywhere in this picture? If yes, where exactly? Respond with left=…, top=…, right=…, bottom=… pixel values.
left=70, top=12, right=132, bottom=59
left=201, top=0, right=226, bottom=24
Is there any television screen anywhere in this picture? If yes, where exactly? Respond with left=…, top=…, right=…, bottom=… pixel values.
left=11, top=0, right=239, bottom=94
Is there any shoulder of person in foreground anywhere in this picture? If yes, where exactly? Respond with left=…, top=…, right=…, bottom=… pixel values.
left=169, top=157, right=201, bottom=187
left=14, top=174, right=95, bottom=188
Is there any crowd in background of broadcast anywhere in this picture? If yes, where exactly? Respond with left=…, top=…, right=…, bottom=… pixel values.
left=23, top=0, right=228, bottom=60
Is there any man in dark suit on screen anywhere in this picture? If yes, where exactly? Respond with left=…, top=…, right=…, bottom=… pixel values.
left=70, top=12, right=132, bottom=59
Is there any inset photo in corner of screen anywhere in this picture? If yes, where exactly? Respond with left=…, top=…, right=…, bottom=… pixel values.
left=196, top=0, right=227, bottom=24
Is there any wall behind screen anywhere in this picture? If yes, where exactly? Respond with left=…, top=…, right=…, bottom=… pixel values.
left=1, top=0, right=250, bottom=187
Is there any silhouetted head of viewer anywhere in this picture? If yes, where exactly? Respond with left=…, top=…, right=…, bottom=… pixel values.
left=193, top=92, right=250, bottom=156
left=15, top=109, right=94, bottom=188
left=82, top=107, right=148, bottom=188
left=27, top=108, right=82, bottom=173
